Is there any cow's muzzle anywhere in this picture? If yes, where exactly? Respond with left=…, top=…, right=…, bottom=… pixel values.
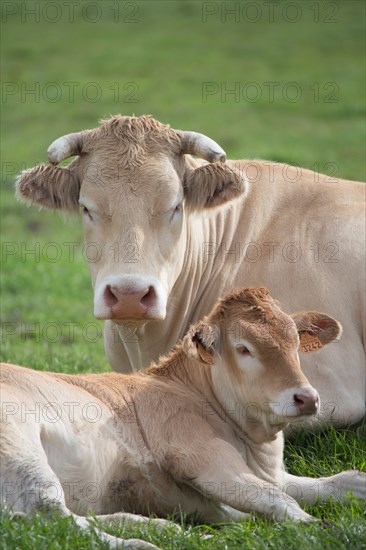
left=94, top=276, right=167, bottom=321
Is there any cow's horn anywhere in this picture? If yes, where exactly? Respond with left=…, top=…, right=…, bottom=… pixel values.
left=180, top=131, right=226, bottom=163
left=47, top=132, right=86, bottom=164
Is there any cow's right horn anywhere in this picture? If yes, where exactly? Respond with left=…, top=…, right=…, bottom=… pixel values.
left=47, top=132, right=86, bottom=164
left=179, top=131, right=227, bottom=163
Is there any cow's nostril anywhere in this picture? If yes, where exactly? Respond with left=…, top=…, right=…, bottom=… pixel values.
left=104, top=285, right=118, bottom=308
left=95, top=279, right=164, bottom=321
left=140, top=286, right=156, bottom=309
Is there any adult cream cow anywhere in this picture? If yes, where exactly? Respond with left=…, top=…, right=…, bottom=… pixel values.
left=2, top=288, right=365, bottom=550
left=16, top=115, right=365, bottom=430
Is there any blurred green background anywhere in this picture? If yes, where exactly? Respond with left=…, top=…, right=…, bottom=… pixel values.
left=1, top=3, right=365, bottom=548
left=1, top=0, right=365, bottom=370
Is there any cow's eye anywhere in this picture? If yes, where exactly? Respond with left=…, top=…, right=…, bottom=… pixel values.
left=81, top=205, right=92, bottom=220
left=236, top=345, right=251, bottom=356
left=170, top=203, right=182, bottom=221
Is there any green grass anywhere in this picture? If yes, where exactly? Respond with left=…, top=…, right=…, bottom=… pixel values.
left=1, top=1, right=365, bottom=548
left=1, top=427, right=366, bottom=549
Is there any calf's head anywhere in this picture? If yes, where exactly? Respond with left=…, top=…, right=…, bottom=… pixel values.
left=16, top=116, right=244, bottom=323
left=183, top=287, right=342, bottom=426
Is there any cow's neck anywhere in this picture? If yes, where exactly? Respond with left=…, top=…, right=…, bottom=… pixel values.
left=165, top=206, right=242, bottom=335
left=112, top=206, right=239, bottom=371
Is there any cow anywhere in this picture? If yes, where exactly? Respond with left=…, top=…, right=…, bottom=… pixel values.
left=1, top=287, right=365, bottom=549
left=16, top=115, right=366, bottom=431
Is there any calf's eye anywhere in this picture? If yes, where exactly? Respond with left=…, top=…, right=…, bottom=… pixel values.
left=236, top=345, right=251, bottom=356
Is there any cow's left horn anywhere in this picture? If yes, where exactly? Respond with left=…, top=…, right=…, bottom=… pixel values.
left=47, top=131, right=86, bottom=164
left=179, top=131, right=226, bottom=163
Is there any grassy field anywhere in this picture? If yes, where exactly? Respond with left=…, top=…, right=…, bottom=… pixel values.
left=1, top=1, right=365, bottom=548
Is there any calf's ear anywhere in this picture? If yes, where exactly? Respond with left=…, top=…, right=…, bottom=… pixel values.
left=182, top=321, right=219, bottom=365
left=291, top=311, right=342, bottom=353
left=183, top=163, right=245, bottom=211
left=16, top=162, right=80, bottom=211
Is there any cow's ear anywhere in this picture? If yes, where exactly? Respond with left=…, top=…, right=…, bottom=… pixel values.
left=291, top=311, right=342, bottom=353
left=183, top=163, right=245, bottom=211
left=182, top=321, right=219, bottom=365
left=16, top=162, right=80, bottom=211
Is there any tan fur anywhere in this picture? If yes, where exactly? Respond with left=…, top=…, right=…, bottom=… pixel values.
left=184, top=162, right=245, bottom=210
left=15, top=115, right=366, bottom=431
left=73, top=116, right=183, bottom=175
left=1, top=288, right=364, bottom=548
left=16, top=115, right=244, bottom=212
left=16, top=162, right=80, bottom=211
left=292, top=311, right=342, bottom=346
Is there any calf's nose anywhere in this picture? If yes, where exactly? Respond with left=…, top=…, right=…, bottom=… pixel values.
left=293, top=388, right=319, bottom=415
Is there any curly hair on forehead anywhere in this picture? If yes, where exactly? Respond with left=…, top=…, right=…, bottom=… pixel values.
left=84, top=115, right=182, bottom=158
left=211, top=287, right=279, bottom=316
left=74, top=115, right=182, bottom=171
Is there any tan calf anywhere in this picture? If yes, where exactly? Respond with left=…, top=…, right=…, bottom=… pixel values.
left=1, top=288, right=365, bottom=549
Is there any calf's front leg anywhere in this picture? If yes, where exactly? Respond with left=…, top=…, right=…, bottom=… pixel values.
left=190, top=443, right=316, bottom=523
left=195, top=472, right=315, bottom=522
left=94, top=512, right=181, bottom=534
left=280, top=470, right=366, bottom=505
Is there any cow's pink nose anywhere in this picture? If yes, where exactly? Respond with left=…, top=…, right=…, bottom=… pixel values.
left=293, top=389, right=319, bottom=415
left=104, top=284, right=157, bottom=319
